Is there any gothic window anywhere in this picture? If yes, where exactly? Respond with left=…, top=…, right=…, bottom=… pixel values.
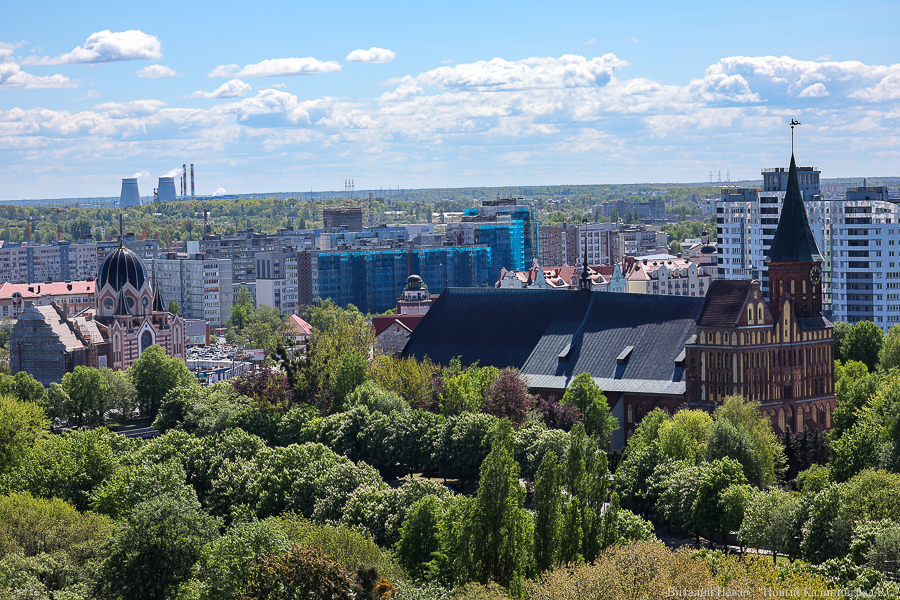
left=748, top=306, right=754, bottom=324
left=724, top=352, right=729, bottom=369
left=141, top=331, right=153, bottom=354
left=757, top=303, right=764, bottom=322
left=636, top=405, right=643, bottom=421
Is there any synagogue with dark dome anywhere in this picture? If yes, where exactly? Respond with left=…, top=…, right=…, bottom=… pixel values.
left=94, top=242, right=186, bottom=369
left=10, top=239, right=186, bottom=384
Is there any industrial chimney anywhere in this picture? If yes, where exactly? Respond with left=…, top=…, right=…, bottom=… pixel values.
left=119, top=178, right=142, bottom=207
left=190, top=164, right=195, bottom=198
left=157, top=177, right=177, bottom=202
left=182, top=164, right=187, bottom=199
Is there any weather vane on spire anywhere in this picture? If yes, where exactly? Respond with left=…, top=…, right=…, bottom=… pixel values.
left=790, top=119, right=802, bottom=154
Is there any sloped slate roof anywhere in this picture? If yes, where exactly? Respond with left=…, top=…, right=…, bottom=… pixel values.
left=767, top=154, right=823, bottom=264
left=697, top=279, right=752, bottom=327
left=403, top=288, right=702, bottom=391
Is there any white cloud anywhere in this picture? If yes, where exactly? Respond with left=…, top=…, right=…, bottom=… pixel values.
left=396, top=54, right=629, bottom=91
left=212, top=187, right=226, bottom=195
left=209, top=57, right=341, bottom=78
left=7, top=52, right=900, bottom=198
left=629, top=37, right=639, bottom=43
left=0, top=61, right=76, bottom=89
left=208, top=64, right=240, bottom=78
left=73, top=90, right=100, bottom=101
left=136, top=64, right=177, bottom=78
left=214, top=89, right=337, bottom=127
left=23, top=30, right=162, bottom=65
left=346, top=47, right=396, bottom=64
left=93, top=100, right=167, bottom=118
left=191, top=79, right=252, bottom=99
left=799, top=83, right=829, bottom=97
left=441, top=59, right=453, bottom=64
left=584, top=38, right=596, bottom=45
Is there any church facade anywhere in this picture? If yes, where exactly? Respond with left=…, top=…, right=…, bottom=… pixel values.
left=11, top=240, right=185, bottom=381
left=686, top=154, right=836, bottom=434
left=93, top=242, right=186, bottom=369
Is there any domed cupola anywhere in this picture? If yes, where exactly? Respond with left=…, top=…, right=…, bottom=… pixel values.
left=99, top=245, right=148, bottom=292
left=96, top=241, right=153, bottom=318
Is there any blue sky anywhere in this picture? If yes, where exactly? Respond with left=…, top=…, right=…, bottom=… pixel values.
left=2, top=0, right=899, bottom=199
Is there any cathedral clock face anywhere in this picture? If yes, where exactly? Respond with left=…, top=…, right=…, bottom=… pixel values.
left=810, top=265, right=821, bottom=286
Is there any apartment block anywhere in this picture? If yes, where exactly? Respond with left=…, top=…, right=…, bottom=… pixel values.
left=716, top=163, right=833, bottom=308
left=538, top=223, right=579, bottom=266
left=148, top=256, right=234, bottom=326
left=256, top=251, right=299, bottom=316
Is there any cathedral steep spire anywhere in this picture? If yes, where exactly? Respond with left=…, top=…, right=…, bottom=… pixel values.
left=766, top=154, right=823, bottom=265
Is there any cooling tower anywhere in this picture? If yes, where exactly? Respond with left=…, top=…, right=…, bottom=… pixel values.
left=157, top=177, right=177, bottom=202
left=120, top=178, right=142, bottom=207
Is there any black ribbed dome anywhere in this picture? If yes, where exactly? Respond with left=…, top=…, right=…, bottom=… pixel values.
left=98, top=245, right=148, bottom=292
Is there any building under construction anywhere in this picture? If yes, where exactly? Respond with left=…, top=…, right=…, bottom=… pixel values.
left=323, top=207, right=364, bottom=232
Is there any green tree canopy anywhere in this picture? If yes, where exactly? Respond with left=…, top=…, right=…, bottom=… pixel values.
left=62, top=366, right=108, bottom=425
left=842, top=320, right=884, bottom=371
left=127, top=345, right=197, bottom=419
left=560, top=373, right=617, bottom=447
left=0, top=394, right=49, bottom=474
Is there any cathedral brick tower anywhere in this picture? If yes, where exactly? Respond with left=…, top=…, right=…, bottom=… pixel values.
left=687, top=152, right=836, bottom=434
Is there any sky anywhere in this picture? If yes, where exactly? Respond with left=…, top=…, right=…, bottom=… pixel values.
left=2, top=0, right=900, bottom=200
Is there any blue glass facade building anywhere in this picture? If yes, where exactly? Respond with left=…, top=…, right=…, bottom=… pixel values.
left=298, top=245, right=493, bottom=314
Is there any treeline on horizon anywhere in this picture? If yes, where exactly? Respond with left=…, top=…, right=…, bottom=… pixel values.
left=0, top=183, right=717, bottom=246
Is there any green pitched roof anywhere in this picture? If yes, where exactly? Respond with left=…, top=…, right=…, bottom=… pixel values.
left=766, top=154, right=823, bottom=264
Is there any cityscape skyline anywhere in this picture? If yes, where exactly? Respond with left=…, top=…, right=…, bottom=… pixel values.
left=2, top=0, right=900, bottom=200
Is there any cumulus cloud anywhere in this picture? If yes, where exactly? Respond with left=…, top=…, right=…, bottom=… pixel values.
left=214, top=89, right=337, bottom=127
left=799, top=83, right=829, bottom=97
left=346, top=47, right=396, bottom=64
left=23, top=30, right=162, bottom=65
left=395, top=54, right=629, bottom=91
left=209, top=57, right=340, bottom=78
left=0, top=61, right=76, bottom=89
left=191, top=79, right=252, bottom=99
left=8, top=52, right=900, bottom=197
left=93, top=100, right=167, bottom=118
left=136, top=64, right=177, bottom=78
left=212, top=187, right=226, bottom=196
left=208, top=64, right=240, bottom=78
left=73, top=90, right=100, bottom=101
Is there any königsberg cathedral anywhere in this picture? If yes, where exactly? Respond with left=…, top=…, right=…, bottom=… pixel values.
left=686, top=153, right=836, bottom=434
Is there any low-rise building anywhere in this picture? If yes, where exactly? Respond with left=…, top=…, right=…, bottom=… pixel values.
left=0, top=280, right=96, bottom=319
left=625, top=255, right=711, bottom=297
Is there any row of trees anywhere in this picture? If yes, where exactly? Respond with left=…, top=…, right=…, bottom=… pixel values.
left=0, top=345, right=193, bottom=426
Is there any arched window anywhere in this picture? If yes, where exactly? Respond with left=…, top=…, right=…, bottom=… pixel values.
left=627, top=404, right=633, bottom=423
left=757, top=303, right=764, bottom=322
left=141, top=331, right=153, bottom=354
left=636, top=405, right=643, bottom=421
left=724, top=352, right=730, bottom=369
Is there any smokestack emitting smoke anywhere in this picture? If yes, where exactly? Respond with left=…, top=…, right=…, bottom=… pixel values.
left=182, top=164, right=187, bottom=199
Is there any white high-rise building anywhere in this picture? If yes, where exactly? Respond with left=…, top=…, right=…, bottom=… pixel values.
left=830, top=186, right=899, bottom=329
left=716, top=163, right=834, bottom=310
